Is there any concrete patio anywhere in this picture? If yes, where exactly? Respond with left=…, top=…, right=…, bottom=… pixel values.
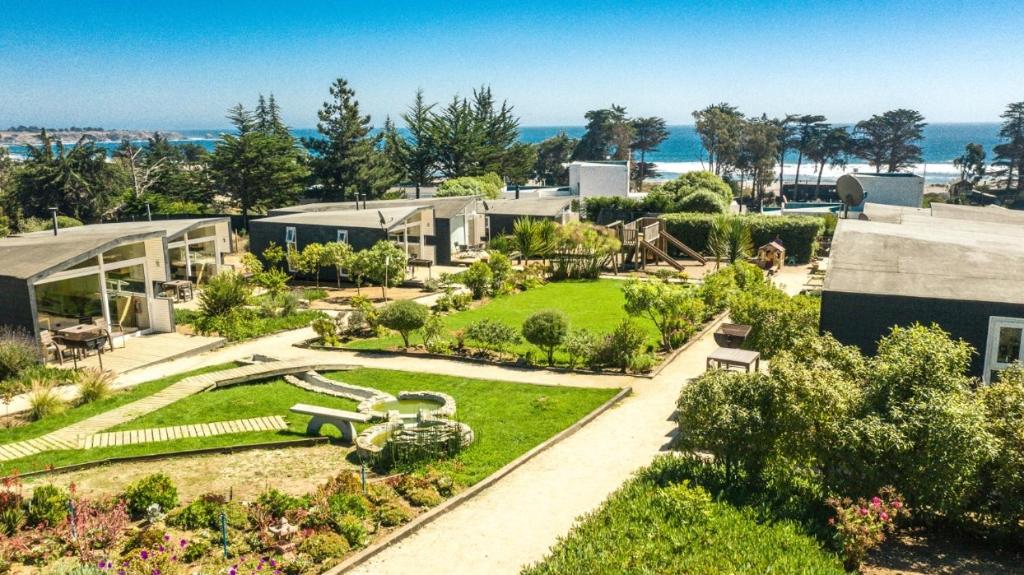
left=66, top=331, right=225, bottom=374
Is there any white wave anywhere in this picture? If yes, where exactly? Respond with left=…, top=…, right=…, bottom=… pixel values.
left=650, top=161, right=960, bottom=183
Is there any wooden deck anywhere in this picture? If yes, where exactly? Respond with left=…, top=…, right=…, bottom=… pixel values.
left=66, top=332, right=226, bottom=374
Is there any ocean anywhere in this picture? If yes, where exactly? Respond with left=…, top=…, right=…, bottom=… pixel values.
left=5, top=123, right=1004, bottom=184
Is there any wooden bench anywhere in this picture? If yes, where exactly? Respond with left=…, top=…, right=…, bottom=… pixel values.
left=290, top=403, right=373, bottom=442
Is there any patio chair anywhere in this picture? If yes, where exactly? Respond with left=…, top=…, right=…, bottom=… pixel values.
left=95, top=318, right=126, bottom=350
left=40, top=330, right=71, bottom=365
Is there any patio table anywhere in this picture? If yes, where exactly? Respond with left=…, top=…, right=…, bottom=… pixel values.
left=706, top=346, right=760, bottom=373
left=56, top=326, right=108, bottom=370
left=714, top=323, right=752, bottom=348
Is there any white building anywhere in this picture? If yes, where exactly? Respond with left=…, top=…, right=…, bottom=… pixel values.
left=844, top=173, right=925, bottom=208
left=568, top=161, right=630, bottom=198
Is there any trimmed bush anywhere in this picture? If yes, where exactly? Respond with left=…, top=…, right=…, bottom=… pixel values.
left=0, top=326, right=38, bottom=381
left=461, top=261, right=494, bottom=299
left=299, top=531, right=350, bottom=563
left=123, top=474, right=179, bottom=518
left=378, top=300, right=430, bottom=349
left=662, top=213, right=824, bottom=263
left=26, top=484, right=69, bottom=527
left=521, top=310, right=569, bottom=366
left=676, top=189, right=728, bottom=213
left=465, top=319, right=520, bottom=359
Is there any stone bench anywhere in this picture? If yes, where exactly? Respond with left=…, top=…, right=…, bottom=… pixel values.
left=290, top=403, right=373, bottom=442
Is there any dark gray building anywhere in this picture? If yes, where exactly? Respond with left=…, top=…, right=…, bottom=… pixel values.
left=249, top=206, right=436, bottom=281
left=267, top=196, right=484, bottom=265
left=482, top=197, right=578, bottom=238
left=820, top=203, right=1024, bottom=382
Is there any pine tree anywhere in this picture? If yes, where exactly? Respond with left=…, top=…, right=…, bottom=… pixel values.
left=993, top=101, right=1024, bottom=196
left=303, top=78, right=380, bottom=201
left=390, top=90, right=437, bottom=198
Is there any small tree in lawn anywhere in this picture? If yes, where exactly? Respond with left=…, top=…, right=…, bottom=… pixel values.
left=378, top=300, right=429, bottom=349
left=365, top=241, right=408, bottom=300
left=462, top=261, right=493, bottom=299
left=323, top=241, right=353, bottom=288
left=347, top=250, right=371, bottom=295
left=262, top=241, right=286, bottom=270
left=622, top=278, right=705, bottom=351
left=297, top=243, right=329, bottom=287
left=522, top=310, right=569, bottom=366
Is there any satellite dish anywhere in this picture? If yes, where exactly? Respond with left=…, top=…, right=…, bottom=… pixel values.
left=836, top=175, right=864, bottom=207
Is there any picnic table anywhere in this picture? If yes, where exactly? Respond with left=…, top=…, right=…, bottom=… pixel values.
left=56, top=325, right=108, bottom=370
left=714, top=323, right=752, bottom=348
left=706, top=347, right=760, bottom=373
left=408, top=258, right=433, bottom=279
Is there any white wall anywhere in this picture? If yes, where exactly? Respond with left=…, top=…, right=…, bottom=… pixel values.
left=853, top=174, right=924, bottom=208
left=568, top=162, right=630, bottom=198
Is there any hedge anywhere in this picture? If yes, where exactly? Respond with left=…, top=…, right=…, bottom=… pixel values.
left=662, top=213, right=824, bottom=263
left=521, top=455, right=845, bottom=575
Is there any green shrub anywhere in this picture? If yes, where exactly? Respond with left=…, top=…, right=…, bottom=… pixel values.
left=312, top=316, right=341, bottom=347
left=0, top=326, right=38, bottom=381
left=563, top=329, right=599, bottom=369
left=328, top=492, right=371, bottom=519
left=622, top=279, right=704, bottom=351
left=980, top=365, right=1024, bottom=529
left=76, top=368, right=114, bottom=403
left=461, top=261, right=493, bottom=299
left=421, top=314, right=450, bottom=354
left=27, top=484, right=69, bottom=527
left=465, top=319, right=520, bottom=359
left=256, top=488, right=303, bottom=519
left=676, top=189, right=728, bottom=213
left=521, top=310, right=569, bottom=366
left=378, top=300, right=430, bottom=349
left=522, top=455, right=845, bottom=575
left=487, top=252, right=514, bottom=293
left=181, top=538, right=212, bottom=563
left=406, top=486, right=443, bottom=508
left=168, top=495, right=223, bottom=531
left=198, top=271, right=251, bottom=317
left=299, top=531, right=350, bottom=563
left=433, top=290, right=471, bottom=312
left=333, top=514, right=368, bottom=547
left=436, top=173, right=502, bottom=199
left=123, top=474, right=178, bottom=517
left=254, top=267, right=290, bottom=296
left=729, top=285, right=819, bottom=358
left=375, top=499, right=414, bottom=526
left=594, top=318, right=649, bottom=373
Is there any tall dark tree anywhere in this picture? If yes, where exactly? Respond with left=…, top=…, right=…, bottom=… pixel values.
left=854, top=109, right=927, bottom=173
left=385, top=89, right=437, bottom=198
left=790, top=115, right=827, bottom=191
left=993, top=101, right=1024, bottom=195
left=303, top=78, right=379, bottom=201
left=16, top=130, right=126, bottom=220
left=771, top=115, right=798, bottom=192
left=953, top=143, right=986, bottom=184
left=629, top=116, right=669, bottom=188
left=533, top=132, right=577, bottom=185
left=210, top=102, right=308, bottom=224
left=692, top=103, right=745, bottom=175
left=805, top=126, right=851, bottom=195
left=572, top=105, right=632, bottom=161
left=736, top=116, right=782, bottom=201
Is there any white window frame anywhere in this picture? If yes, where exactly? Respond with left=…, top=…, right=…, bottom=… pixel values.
left=285, top=227, right=298, bottom=272
left=983, top=316, right=1024, bottom=384
left=336, top=230, right=348, bottom=243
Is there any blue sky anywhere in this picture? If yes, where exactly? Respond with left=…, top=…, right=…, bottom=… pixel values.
left=1, top=0, right=1022, bottom=129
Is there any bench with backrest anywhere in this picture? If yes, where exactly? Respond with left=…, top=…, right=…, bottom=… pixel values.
left=290, top=403, right=373, bottom=442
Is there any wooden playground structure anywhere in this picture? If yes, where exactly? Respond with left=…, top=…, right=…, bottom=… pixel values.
left=604, top=217, right=706, bottom=272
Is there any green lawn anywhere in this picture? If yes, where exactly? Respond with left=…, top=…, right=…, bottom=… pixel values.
left=346, top=280, right=661, bottom=364
left=2, top=369, right=617, bottom=485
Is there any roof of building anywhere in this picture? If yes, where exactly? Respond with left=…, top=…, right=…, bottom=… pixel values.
left=12, top=217, right=228, bottom=242
left=824, top=203, right=1024, bottom=305
left=483, top=197, right=574, bottom=217
left=0, top=228, right=164, bottom=281
left=253, top=205, right=427, bottom=231
left=270, top=196, right=475, bottom=219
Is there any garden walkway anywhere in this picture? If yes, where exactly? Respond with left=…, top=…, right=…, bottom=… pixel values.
left=0, top=360, right=353, bottom=462
left=81, top=416, right=287, bottom=449
left=343, top=319, right=725, bottom=575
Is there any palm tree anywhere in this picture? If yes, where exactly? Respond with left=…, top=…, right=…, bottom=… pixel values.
left=806, top=127, right=851, bottom=197
left=791, top=115, right=827, bottom=198
left=707, top=215, right=753, bottom=268
left=511, top=217, right=542, bottom=263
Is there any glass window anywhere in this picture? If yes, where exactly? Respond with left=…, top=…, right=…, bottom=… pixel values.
left=35, top=274, right=103, bottom=330
left=997, top=326, right=1022, bottom=364
left=103, top=242, right=146, bottom=264
left=168, top=246, right=188, bottom=280
left=189, top=240, right=218, bottom=283
left=67, top=256, right=99, bottom=271
left=189, top=225, right=217, bottom=240
left=106, top=264, right=147, bottom=295
left=337, top=230, right=348, bottom=243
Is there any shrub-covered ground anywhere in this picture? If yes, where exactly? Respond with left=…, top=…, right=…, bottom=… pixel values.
left=345, top=280, right=661, bottom=364
left=1, top=369, right=617, bottom=485
left=521, top=455, right=846, bottom=575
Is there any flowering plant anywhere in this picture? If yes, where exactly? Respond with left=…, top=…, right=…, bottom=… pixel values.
left=827, top=486, right=909, bottom=571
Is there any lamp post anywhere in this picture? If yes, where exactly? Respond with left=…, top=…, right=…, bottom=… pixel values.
left=48, top=207, right=59, bottom=235
left=383, top=255, right=390, bottom=303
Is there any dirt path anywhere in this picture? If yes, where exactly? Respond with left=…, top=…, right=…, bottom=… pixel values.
left=343, top=321, right=723, bottom=575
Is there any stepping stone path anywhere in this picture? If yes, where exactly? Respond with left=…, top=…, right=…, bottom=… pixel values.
left=0, top=359, right=357, bottom=463
left=81, top=416, right=288, bottom=449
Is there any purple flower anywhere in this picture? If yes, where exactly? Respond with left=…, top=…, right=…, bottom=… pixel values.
left=163, top=534, right=171, bottom=541
left=180, top=539, right=188, bottom=548
left=158, top=545, right=165, bottom=553
left=98, top=560, right=107, bottom=569
left=229, top=569, right=237, bottom=575
left=140, top=550, right=149, bottom=560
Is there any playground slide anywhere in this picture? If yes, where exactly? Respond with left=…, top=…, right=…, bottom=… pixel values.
left=660, top=231, right=707, bottom=264
left=639, top=240, right=687, bottom=271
